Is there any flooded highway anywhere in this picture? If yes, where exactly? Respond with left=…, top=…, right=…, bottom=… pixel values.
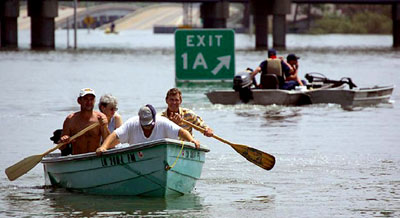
left=0, top=30, right=399, bottom=217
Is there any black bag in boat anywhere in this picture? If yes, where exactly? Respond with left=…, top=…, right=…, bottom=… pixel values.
left=50, top=129, right=72, bottom=156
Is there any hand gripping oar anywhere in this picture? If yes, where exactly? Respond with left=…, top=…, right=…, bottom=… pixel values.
left=180, top=119, right=275, bottom=170
left=5, top=122, right=99, bottom=181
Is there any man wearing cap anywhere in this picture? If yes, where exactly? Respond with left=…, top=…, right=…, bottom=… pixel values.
left=59, top=88, right=110, bottom=155
left=96, top=105, right=200, bottom=155
left=250, top=48, right=294, bottom=89
left=161, top=88, right=213, bottom=138
left=282, top=53, right=306, bottom=90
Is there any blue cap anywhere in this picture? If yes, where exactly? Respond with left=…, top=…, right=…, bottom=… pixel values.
left=287, top=54, right=300, bottom=61
left=268, top=48, right=277, bottom=58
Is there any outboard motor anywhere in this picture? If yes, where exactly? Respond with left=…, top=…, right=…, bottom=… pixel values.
left=233, top=72, right=253, bottom=103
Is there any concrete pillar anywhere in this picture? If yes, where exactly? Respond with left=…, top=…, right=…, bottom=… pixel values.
left=200, top=1, right=229, bottom=28
left=28, top=0, right=58, bottom=50
left=393, top=3, right=400, bottom=48
left=254, top=14, right=269, bottom=49
left=242, top=3, right=250, bottom=31
left=0, top=0, right=19, bottom=49
left=273, top=15, right=286, bottom=49
left=272, top=0, right=291, bottom=49
left=250, top=0, right=273, bottom=50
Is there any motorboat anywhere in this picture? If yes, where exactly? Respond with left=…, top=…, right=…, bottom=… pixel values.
left=205, top=72, right=394, bottom=107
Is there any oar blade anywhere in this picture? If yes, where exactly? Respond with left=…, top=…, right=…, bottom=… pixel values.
left=5, top=155, right=43, bottom=181
left=230, top=143, right=275, bottom=170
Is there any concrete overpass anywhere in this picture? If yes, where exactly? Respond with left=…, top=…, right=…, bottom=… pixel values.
left=1, top=0, right=400, bottom=50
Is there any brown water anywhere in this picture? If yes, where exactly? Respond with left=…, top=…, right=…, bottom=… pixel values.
left=0, top=30, right=399, bottom=217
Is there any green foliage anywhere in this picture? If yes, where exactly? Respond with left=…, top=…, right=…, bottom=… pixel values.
left=309, top=11, right=392, bottom=34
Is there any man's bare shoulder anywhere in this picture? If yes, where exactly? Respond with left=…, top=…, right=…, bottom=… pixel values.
left=65, top=112, right=80, bottom=120
left=94, top=111, right=106, bottom=118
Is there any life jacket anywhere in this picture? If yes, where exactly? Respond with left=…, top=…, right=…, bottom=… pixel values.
left=266, top=58, right=282, bottom=77
left=260, top=59, right=284, bottom=89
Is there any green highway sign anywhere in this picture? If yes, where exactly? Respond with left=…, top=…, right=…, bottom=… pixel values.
left=175, top=29, right=235, bottom=82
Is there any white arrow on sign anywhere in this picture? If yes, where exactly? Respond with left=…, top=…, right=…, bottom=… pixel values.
left=211, top=55, right=231, bottom=75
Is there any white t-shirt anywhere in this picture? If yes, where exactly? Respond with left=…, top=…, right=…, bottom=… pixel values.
left=115, top=115, right=181, bottom=145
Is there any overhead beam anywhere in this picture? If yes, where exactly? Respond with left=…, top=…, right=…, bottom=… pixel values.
left=56, top=0, right=400, bottom=4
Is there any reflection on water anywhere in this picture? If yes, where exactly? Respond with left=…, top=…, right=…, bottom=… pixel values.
left=176, top=81, right=233, bottom=90
left=233, top=105, right=302, bottom=126
left=44, top=190, right=203, bottom=217
left=4, top=186, right=204, bottom=217
left=263, top=107, right=302, bottom=123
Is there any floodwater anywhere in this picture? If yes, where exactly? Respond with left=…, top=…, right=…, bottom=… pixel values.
left=0, top=30, right=399, bottom=217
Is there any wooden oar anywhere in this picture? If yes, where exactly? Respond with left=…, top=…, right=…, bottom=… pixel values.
left=5, top=122, right=99, bottom=181
left=180, top=119, right=275, bottom=170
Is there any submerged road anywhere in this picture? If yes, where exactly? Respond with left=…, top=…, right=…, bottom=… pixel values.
left=17, top=4, right=202, bottom=31
left=113, top=4, right=201, bottom=30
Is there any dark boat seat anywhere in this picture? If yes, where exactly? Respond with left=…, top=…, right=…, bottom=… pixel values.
left=260, top=74, right=280, bottom=89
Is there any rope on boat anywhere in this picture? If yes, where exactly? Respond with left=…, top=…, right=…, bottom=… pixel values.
left=165, top=140, right=185, bottom=171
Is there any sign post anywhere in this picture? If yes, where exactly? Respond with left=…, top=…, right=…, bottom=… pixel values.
left=175, top=29, right=235, bottom=83
left=83, top=16, right=95, bottom=33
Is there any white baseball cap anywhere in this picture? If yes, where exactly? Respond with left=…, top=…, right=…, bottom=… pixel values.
left=79, top=88, right=96, bottom=97
left=138, top=106, right=154, bottom=126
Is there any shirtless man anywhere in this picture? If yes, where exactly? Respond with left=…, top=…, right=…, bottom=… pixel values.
left=283, top=53, right=306, bottom=90
left=59, top=88, right=110, bottom=155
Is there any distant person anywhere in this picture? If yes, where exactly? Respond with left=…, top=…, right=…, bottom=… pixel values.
left=98, top=94, right=122, bottom=133
left=110, top=22, right=115, bottom=32
left=250, top=48, right=294, bottom=89
left=96, top=105, right=200, bottom=155
left=282, top=54, right=306, bottom=90
left=59, top=88, right=110, bottom=155
left=161, top=88, right=213, bottom=138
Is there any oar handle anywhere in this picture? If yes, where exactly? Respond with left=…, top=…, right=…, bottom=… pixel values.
left=41, top=122, right=100, bottom=156
left=180, top=119, right=232, bottom=146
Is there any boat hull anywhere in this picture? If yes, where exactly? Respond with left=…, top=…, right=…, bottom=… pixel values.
left=42, top=139, right=209, bottom=197
left=308, top=85, right=394, bottom=107
left=206, top=89, right=312, bottom=106
left=206, top=85, right=394, bottom=107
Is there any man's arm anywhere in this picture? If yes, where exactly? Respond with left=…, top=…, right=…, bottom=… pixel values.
left=288, top=64, right=304, bottom=86
left=115, top=114, right=123, bottom=129
left=96, top=132, right=120, bottom=155
left=97, top=113, right=111, bottom=142
left=250, top=66, right=261, bottom=79
left=293, top=63, right=304, bottom=86
left=175, top=111, right=214, bottom=137
left=59, top=115, right=72, bottom=150
left=190, top=112, right=214, bottom=137
left=282, top=60, right=294, bottom=74
left=178, top=128, right=200, bottom=149
left=194, top=118, right=213, bottom=137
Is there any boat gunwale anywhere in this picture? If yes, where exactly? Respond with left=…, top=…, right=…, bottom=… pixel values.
left=41, top=138, right=209, bottom=163
left=206, top=83, right=339, bottom=95
left=354, top=94, right=393, bottom=101
left=355, top=85, right=395, bottom=93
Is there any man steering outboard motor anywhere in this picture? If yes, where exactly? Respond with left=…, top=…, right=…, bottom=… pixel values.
left=233, top=69, right=255, bottom=103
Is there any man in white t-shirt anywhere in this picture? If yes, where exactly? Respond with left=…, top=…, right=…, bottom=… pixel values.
left=96, top=105, right=200, bottom=155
